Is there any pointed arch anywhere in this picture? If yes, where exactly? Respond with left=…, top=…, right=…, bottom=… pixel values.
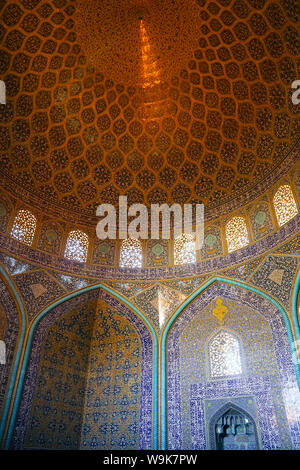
left=0, top=264, right=26, bottom=448
left=2, top=283, right=158, bottom=450
left=225, top=216, right=249, bottom=253
left=174, top=233, right=196, bottom=265
left=208, top=402, right=260, bottom=450
left=120, top=238, right=143, bottom=268
left=161, top=276, right=300, bottom=450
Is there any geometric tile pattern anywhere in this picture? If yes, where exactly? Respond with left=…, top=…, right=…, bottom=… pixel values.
left=104, top=281, right=150, bottom=299
left=273, top=235, right=300, bottom=255
left=0, top=217, right=299, bottom=281
left=81, top=303, right=142, bottom=449
left=23, top=299, right=97, bottom=449
left=48, top=270, right=97, bottom=293
left=132, top=283, right=186, bottom=331
left=1, top=218, right=299, bottom=451
left=161, top=276, right=211, bottom=296
left=220, top=256, right=265, bottom=281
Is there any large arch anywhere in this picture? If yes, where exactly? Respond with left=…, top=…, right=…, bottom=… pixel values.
left=0, top=264, right=26, bottom=447
left=161, top=276, right=300, bottom=450
left=3, top=283, right=158, bottom=450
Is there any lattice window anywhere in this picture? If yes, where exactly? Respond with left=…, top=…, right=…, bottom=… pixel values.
left=64, top=230, right=89, bottom=262
left=11, top=209, right=36, bottom=246
left=225, top=216, right=249, bottom=253
left=120, top=238, right=142, bottom=268
left=209, top=330, right=242, bottom=378
left=273, top=185, right=298, bottom=227
left=174, top=233, right=196, bottom=265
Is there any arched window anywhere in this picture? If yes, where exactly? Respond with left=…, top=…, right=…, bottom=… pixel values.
left=273, top=185, right=298, bottom=226
left=174, top=233, right=196, bottom=265
left=208, top=330, right=242, bottom=378
left=120, top=238, right=142, bottom=268
left=11, top=209, right=36, bottom=246
left=225, top=216, right=249, bottom=253
left=64, top=230, right=89, bottom=262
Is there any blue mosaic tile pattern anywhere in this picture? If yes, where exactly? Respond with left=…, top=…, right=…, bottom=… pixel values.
left=132, top=284, right=186, bottom=332
left=48, top=270, right=98, bottom=292
left=219, top=256, right=265, bottom=281
left=104, top=281, right=150, bottom=298
left=161, top=277, right=211, bottom=296
left=81, top=303, right=142, bottom=449
left=98, top=290, right=153, bottom=450
left=11, top=290, right=99, bottom=450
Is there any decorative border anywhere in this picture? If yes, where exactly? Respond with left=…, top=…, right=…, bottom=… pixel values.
left=0, top=215, right=299, bottom=281
left=0, top=277, right=20, bottom=422
left=1, top=274, right=299, bottom=450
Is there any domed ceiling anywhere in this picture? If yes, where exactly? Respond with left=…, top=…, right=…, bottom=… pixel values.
left=0, top=0, right=299, bottom=225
